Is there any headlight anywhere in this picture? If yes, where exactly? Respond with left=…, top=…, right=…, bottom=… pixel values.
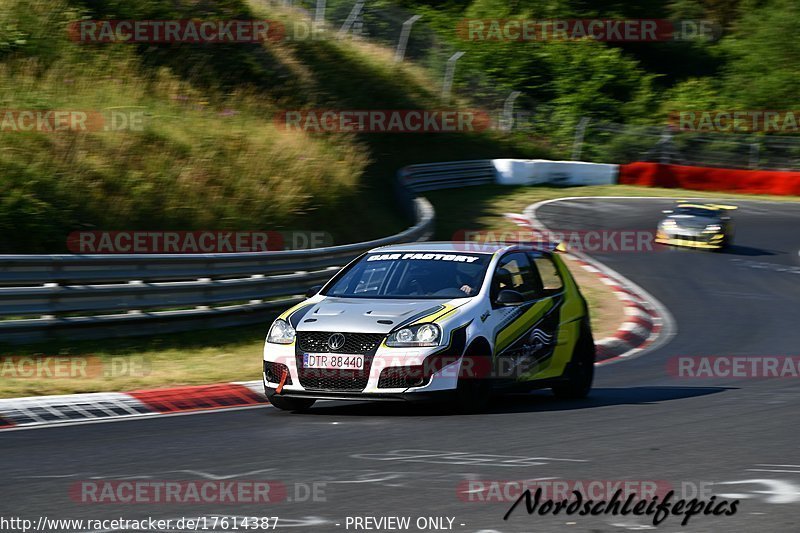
left=661, top=219, right=677, bottom=229
left=386, top=323, right=441, bottom=347
left=267, top=318, right=296, bottom=344
left=704, top=224, right=721, bottom=232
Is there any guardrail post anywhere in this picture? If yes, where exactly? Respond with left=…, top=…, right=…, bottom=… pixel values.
left=128, top=280, right=144, bottom=315
left=315, top=0, right=326, bottom=23
left=197, top=276, right=211, bottom=310
left=43, top=282, right=58, bottom=321
left=571, top=117, right=590, bottom=160
left=395, top=14, right=422, bottom=62
left=441, top=51, right=465, bottom=105
left=338, top=0, right=366, bottom=38
left=500, top=91, right=522, bottom=132
left=659, top=127, right=674, bottom=164
left=749, top=142, right=760, bottom=169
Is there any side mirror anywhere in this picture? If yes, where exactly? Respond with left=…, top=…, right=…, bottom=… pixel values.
left=305, top=284, right=323, bottom=298
left=662, top=209, right=673, bottom=214
left=494, top=289, right=525, bottom=306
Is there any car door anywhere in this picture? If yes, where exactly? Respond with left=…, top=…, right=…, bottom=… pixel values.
left=482, top=252, right=561, bottom=383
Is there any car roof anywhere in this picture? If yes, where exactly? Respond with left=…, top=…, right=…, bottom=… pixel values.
left=369, top=241, right=556, bottom=254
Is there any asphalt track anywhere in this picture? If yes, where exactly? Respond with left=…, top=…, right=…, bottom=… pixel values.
left=1, top=198, right=799, bottom=533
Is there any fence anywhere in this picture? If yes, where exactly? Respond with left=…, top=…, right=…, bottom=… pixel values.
left=576, top=121, right=800, bottom=171
left=282, top=0, right=800, bottom=171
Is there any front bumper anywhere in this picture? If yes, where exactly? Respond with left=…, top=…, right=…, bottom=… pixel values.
left=656, top=229, right=725, bottom=249
left=263, top=342, right=463, bottom=399
left=263, top=386, right=455, bottom=403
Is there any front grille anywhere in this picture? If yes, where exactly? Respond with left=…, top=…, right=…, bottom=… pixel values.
left=378, top=366, right=428, bottom=389
left=264, top=361, right=292, bottom=385
left=676, top=234, right=706, bottom=242
left=296, top=331, right=385, bottom=392
left=297, top=332, right=385, bottom=353
left=295, top=370, right=370, bottom=392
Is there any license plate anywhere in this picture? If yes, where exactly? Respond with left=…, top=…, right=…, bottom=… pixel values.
left=303, top=353, right=364, bottom=370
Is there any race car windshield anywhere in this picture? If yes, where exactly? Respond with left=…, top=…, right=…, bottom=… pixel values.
left=323, top=252, right=492, bottom=299
left=674, top=207, right=719, bottom=218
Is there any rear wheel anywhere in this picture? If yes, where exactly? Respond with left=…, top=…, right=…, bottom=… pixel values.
left=268, top=396, right=316, bottom=412
left=552, top=321, right=595, bottom=399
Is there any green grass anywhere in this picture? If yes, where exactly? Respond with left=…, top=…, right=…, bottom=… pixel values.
left=0, top=324, right=269, bottom=397
left=0, top=0, right=550, bottom=253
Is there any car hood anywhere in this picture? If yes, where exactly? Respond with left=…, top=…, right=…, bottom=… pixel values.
left=668, top=215, right=720, bottom=230
left=295, top=297, right=457, bottom=334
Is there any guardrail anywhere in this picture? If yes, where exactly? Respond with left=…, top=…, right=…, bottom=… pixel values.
left=399, top=160, right=496, bottom=192
left=0, top=161, right=496, bottom=344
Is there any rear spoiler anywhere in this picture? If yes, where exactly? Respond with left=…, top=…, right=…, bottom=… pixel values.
left=676, top=200, right=738, bottom=211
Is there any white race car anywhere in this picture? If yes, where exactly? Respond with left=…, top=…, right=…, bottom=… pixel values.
left=263, top=242, right=595, bottom=411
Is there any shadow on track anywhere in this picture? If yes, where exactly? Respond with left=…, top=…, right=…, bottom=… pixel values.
left=655, top=243, right=776, bottom=256
left=723, top=244, right=777, bottom=257
left=267, top=386, right=732, bottom=417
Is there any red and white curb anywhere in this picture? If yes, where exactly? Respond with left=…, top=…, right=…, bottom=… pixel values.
left=0, top=381, right=265, bottom=431
left=507, top=200, right=676, bottom=365
left=564, top=254, right=664, bottom=365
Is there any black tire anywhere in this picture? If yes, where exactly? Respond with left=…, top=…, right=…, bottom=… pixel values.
left=268, top=395, right=316, bottom=412
left=452, top=343, right=493, bottom=413
left=552, top=320, right=595, bottom=399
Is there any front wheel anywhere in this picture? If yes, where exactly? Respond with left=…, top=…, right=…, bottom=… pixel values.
left=452, top=344, right=493, bottom=413
left=552, top=321, right=595, bottom=399
left=268, top=395, right=316, bottom=412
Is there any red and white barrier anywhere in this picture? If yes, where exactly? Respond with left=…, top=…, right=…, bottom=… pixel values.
left=619, top=162, right=800, bottom=196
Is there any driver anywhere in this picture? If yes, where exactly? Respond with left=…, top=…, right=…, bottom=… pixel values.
left=456, top=262, right=483, bottom=296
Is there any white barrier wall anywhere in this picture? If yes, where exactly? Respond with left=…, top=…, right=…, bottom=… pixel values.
left=493, top=159, right=619, bottom=186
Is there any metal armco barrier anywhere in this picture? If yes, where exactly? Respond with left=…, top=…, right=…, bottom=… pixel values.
left=0, top=161, right=493, bottom=344
left=399, top=160, right=496, bottom=192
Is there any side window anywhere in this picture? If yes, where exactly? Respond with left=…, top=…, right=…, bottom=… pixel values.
left=493, top=253, right=542, bottom=300
left=529, top=254, right=564, bottom=294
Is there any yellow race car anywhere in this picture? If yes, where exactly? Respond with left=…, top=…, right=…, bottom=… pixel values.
left=656, top=202, right=737, bottom=250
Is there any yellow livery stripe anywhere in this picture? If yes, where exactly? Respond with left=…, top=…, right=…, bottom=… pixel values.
left=495, top=299, right=554, bottom=354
